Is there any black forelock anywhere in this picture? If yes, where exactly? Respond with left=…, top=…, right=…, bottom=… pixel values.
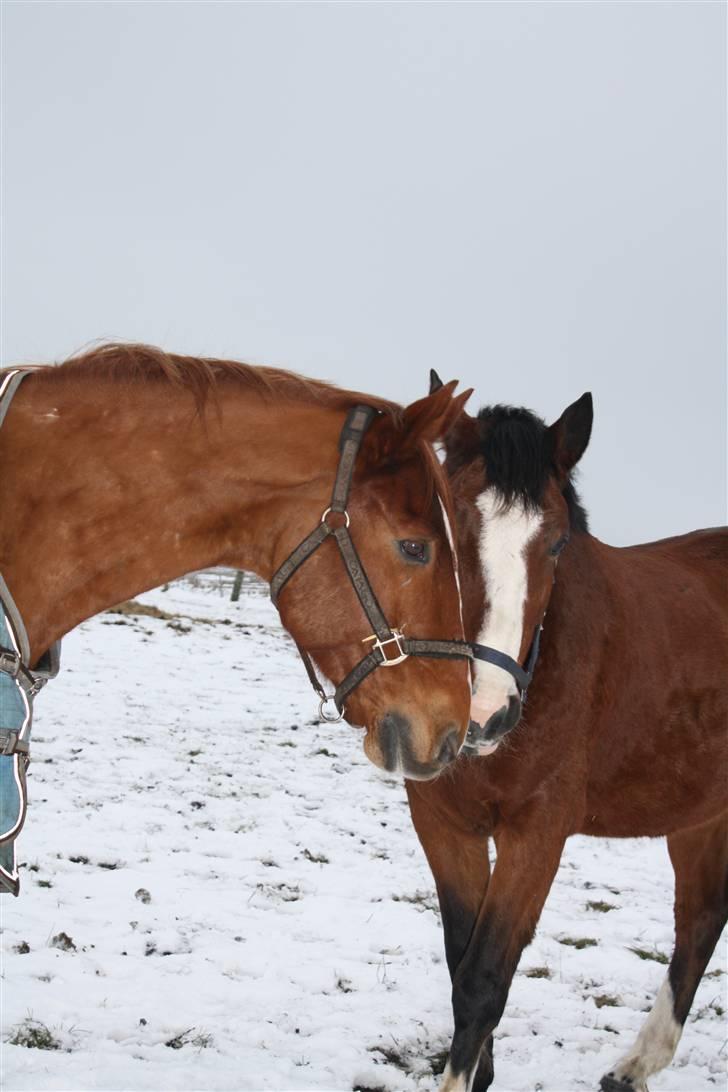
left=476, top=404, right=589, bottom=533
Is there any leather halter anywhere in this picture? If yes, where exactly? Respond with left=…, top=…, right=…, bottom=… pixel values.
left=270, top=405, right=472, bottom=721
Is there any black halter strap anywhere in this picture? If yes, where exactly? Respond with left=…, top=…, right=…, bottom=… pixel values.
left=270, top=405, right=472, bottom=720
left=470, top=623, right=542, bottom=703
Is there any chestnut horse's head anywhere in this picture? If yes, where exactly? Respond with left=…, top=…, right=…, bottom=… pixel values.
left=431, top=371, right=593, bottom=754
left=273, top=383, right=474, bottom=780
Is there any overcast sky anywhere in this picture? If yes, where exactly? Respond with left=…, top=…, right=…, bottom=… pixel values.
left=2, top=1, right=725, bottom=544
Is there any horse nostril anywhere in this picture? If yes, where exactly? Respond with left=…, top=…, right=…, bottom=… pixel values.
left=481, top=696, right=522, bottom=741
left=378, top=711, right=410, bottom=772
left=483, top=705, right=508, bottom=740
left=436, top=727, right=460, bottom=767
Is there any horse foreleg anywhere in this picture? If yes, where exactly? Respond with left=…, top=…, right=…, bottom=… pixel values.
left=601, top=811, right=728, bottom=1092
left=439, top=813, right=568, bottom=1092
left=406, top=783, right=495, bottom=1091
left=406, top=783, right=492, bottom=974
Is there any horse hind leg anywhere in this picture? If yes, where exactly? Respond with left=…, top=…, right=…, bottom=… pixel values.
left=600, top=811, right=728, bottom=1092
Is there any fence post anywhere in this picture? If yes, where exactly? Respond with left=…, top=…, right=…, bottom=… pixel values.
left=231, top=571, right=244, bottom=602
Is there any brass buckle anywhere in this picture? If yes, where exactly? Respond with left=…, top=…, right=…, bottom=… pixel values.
left=362, top=630, right=409, bottom=667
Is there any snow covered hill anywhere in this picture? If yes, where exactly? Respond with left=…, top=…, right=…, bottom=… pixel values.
left=2, top=576, right=725, bottom=1091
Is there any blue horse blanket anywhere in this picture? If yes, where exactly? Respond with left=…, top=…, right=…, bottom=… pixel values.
left=0, top=607, right=31, bottom=895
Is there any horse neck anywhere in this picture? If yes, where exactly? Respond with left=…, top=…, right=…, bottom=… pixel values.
left=0, top=376, right=343, bottom=661
left=546, top=530, right=616, bottom=661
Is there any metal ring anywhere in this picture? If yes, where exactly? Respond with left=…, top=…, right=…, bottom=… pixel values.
left=320, top=507, right=350, bottom=529
left=318, top=695, right=345, bottom=723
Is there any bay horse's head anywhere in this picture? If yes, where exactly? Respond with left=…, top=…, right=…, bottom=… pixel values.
left=273, top=383, right=474, bottom=780
left=431, top=371, right=593, bottom=754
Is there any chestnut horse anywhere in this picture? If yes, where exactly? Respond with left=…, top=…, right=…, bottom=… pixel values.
left=408, top=377, right=727, bottom=1092
left=0, top=345, right=473, bottom=779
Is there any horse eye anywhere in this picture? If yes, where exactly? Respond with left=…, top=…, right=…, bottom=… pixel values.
left=549, top=534, right=570, bottom=558
left=399, top=540, right=429, bottom=563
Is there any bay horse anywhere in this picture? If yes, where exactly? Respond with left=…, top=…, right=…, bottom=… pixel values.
left=0, top=345, right=474, bottom=783
left=408, top=375, right=727, bottom=1092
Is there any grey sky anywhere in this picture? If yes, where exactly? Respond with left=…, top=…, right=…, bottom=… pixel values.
left=2, top=1, right=725, bottom=544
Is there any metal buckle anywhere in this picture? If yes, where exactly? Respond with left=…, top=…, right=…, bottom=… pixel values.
left=0, top=730, right=19, bottom=755
left=320, top=507, right=350, bottom=530
left=362, top=630, right=409, bottom=667
left=318, top=695, right=345, bottom=723
left=0, top=649, right=21, bottom=677
left=27, top=675, right=46, bottom=698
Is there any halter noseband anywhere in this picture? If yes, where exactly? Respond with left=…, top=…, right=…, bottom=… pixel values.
left=270, top=405, right=472, bottom=721
left=470, top=623, right=542, bottom=703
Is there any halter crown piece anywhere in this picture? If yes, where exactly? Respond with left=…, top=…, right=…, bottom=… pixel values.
left=269, top=405, right=473, bottom=721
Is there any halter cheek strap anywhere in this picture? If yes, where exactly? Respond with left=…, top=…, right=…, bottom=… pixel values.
left=270, top=405, right=472, bottom=720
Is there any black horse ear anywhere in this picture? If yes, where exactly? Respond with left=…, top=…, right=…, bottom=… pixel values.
left=429, top=369, right=444, bottom=394
left=548, top=392, right=593, bottom=478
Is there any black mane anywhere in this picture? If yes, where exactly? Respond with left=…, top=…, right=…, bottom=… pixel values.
left=477, top=405, right=589, bottom=533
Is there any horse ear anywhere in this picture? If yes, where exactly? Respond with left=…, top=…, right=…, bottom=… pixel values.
left=436, top=386, right=474, bottom=439
left=429, top=369, right=444, bottom=394
left=548, top=392, right=593, bottom=478
left=365, top=382, right=472, bottom=466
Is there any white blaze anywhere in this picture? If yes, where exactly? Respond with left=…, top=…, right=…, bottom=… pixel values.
left=471, top=490, right=542, bottom=732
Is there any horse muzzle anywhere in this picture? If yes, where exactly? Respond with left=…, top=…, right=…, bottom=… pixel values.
left=463, top=694, right=522, bottom=755
left=367, top=710, right=463, bottom=780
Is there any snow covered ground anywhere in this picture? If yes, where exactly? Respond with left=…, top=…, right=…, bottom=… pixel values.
left=1, top=575, right=726, bottom=1092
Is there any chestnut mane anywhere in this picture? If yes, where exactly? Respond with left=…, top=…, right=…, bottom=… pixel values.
left=30, top=342, right=400, bottom=418
left=23, top=342, right=451, bottom=516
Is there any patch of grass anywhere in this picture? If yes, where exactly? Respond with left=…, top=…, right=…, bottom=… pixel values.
left=430, top=1048, right=450, bottom=1076
left=593, top=994, right=621, bottom=1008
left=392, top=890, right=438, bottom=912
left=628, top=946, right=669, bottom=965
left=8, top=1018, right=61, bottom=1051
left=50, top=932, right=76, bottom=952
left=558, top=936, right=598, bottom=950
left=108, top=600, right=176, bottom=621
left=373, top=1044, right=409, bottom=1070
left=586, top=900, right=616, bottom=913
left=164, top=1027, right=212, bottom=1050
left=13, top=941, right=30, bottom=954
left=68, top=855, right=89, bottom=865
left=135, top=888, right=151, bottom=904
left=36, top=879, right=53, bottom=889
left=336, top=976, right=353, bottom=993
left=524, top=966, right=552, bottom=979
left=254, top=881, right=301, bottom=903
left=303, top=848, right=329, bottom=864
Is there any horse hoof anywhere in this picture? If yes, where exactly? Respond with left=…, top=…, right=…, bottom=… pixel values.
left=600, top=1076, right=634, bottom=1092
left=600, top=1075, right=647, bottom=1092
